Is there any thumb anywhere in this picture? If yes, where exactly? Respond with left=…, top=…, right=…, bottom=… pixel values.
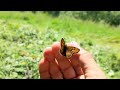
left=68, top=41, right=93, bottom=65
left=68, top=41, right=106, bottom=79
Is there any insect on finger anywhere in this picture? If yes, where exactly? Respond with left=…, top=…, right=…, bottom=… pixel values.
left=60, top=38, right=80, bottom=58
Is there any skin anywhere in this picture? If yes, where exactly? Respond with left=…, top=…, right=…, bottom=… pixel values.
left=38, top=41, right=106, bottom=79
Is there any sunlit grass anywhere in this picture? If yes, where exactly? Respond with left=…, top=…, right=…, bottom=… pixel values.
left=0, top=11, right=120, bottom=79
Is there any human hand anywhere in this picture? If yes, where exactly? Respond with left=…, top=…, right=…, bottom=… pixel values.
left=39, top=41, right=106, bottom=79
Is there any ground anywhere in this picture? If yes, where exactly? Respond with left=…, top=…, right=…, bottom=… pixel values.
left=0, top=11, right=120, bottom=79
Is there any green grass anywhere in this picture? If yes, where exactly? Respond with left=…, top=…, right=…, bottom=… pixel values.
left=0, top=11, right=120, bottom=79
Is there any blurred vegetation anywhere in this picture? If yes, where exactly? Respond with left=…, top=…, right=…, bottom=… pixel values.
left=45, top=11, right=120, bottom=26
left=0, top=11, right=120, bottom=79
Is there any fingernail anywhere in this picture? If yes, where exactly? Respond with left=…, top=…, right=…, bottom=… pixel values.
left=70, top=41, right=79, bottom=47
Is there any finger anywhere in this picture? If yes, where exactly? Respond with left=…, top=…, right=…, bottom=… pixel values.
left=44, top=47, right=63, bottom=79
left=77, top=47, right=106, bottom=79
left=67, top=42, right=84, bottom=76
left=67, top=41, right=98, bottom=77
left=68, top=42, right=106, bottom=79
left=38, top=58, right=51, bottom=79
left=52, top=42, right=76, bottom=79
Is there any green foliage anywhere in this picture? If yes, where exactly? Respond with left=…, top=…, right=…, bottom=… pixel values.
left=0, top=11, right=120, bottom=79
left=59, top=11, right=120, bottom=26
left=45, top=11, right=60, bottom=17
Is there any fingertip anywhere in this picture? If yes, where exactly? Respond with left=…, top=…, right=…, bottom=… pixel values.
left=67, top=41, right=80, bottom=49
left=38, top=59, right=43, bottom=73
left=38, top=59, right=44, bottom=66
left=39, top=59, right=49, bottom=69
left=38, top=59, right=49, bottom=76
left=43, top=47, right=52, bottom=57
left=39, top=58, right=51, bottom=79
left=52, top=42, right=60, bottom=49
left=52, top=42, right=61, bottom=57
